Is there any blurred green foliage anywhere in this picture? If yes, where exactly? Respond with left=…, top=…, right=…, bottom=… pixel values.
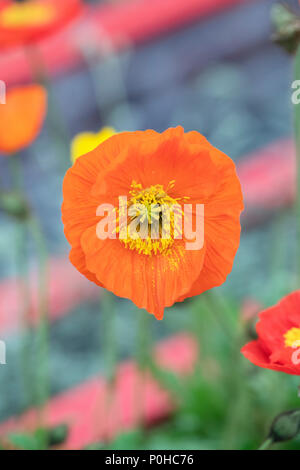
left=90, top=292, right=300, bottom=450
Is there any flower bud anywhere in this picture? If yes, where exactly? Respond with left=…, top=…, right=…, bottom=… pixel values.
left=46, top=424, right=69, bottom=447
left=271, top=3, right=300, bottom=54
left=268, top=410, right=300, bottom=443
left=0, top=192, right=30, bottom=219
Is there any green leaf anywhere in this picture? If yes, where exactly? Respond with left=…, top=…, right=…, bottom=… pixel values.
left=108, top=430, right=144, bottom=450
left=8, top=433, right=42, bottom=450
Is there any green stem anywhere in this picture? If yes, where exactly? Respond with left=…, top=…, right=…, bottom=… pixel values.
left=25, top=45, right=70, bottom=170
left=101, top=290, right=117, bottom=442
left=293, top=43, right=300, bottom=282
left=28, top=216, right=49, bottom=399
left=137, top=310, right=151, bottom=371
left=135, top=310, right=151, bottom=430
left=8, top=155, right=34, bottom=406
left=7, top=154, right=49, bottom=445
left=270, top=211, right=287, bottom=281
left=27, top=215, right=49, bottom=449
left=102, top=290, right=117, bottom=384
left=15, top=220, right=34, bottom=408
left=203, top=290, right=236, bottom=343
left=8, top=154, right=23, bottom=191
left=258, top=437, right=273, bottom=450
left=79, top=37, right=137, bottom=130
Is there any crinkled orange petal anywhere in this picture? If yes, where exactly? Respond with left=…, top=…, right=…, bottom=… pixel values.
left=177, top=131, right=244, bottom=301
left=255, top=291, right=300, bottom=353
left=90, top=129, right=220, bottom=208
left=81, top=225, right=205, bottom=319
left=241, top=290, right=300, bottom=375
left=62, top=130, right=159, bottom=285
left=62, top=126, right=243, bottom=317
left=241, top=339, right=300, bottom=375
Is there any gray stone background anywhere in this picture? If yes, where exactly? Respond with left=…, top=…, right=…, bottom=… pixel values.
left=0, top=0, right=297, bottom=421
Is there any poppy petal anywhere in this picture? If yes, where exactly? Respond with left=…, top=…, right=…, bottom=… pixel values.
left=81, top=225, right=205, bottom=319
left=241, top=339, right=300, bottom=375
left=0, top=84, right=47, bottom=154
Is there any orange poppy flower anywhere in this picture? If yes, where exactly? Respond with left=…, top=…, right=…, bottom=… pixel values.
left=0, top=84, right=47, bottom=154
left=241, top=291, right=300, bottom=375
left=0, top=0, right=82, bottom=49
left=62, top=126, right=243, bottom=319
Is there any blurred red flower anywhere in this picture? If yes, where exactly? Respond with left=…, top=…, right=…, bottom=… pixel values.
left=241, top=291, right=300, bottom=375
left=0, top=0, right=82, bottom=49
left=0, top=84, right=47, bottom=154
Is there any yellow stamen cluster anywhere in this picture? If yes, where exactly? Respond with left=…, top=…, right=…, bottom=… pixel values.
left=118, top=180, right=188, bottom=256
left=284, top=327, right=300, bottom=348
left=0, top=2, right=55, bottom=28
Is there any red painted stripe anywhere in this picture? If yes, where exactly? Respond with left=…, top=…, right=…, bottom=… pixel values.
left=0, top=138, right=295, bottom=335
left=0, top=257, right=99, bottom=335
left=237, top=138, right=295, bottom=210
left=0, top=0, right=247, bottom=86
left=0, top=334, right=198, bottom=450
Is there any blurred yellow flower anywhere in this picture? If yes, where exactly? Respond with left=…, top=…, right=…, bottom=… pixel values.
left=71, top=127, right=116, bottom=164
left=1, top=3, right=55, bottom=28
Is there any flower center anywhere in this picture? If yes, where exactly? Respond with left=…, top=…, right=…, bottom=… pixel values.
left=118, top=180, right=188, bottom=256
left=284, top=327, right=300, bottom=348
left=0, top=2, right=55, bottom=28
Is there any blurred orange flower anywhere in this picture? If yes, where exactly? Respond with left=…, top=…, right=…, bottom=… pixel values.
left=241, top=291, right=300, bottom=375
left=62, top=126, right=243, bottom=319
left=0, top=0, right=82, bottom=49
left=0, top=84, right=47, bottom=154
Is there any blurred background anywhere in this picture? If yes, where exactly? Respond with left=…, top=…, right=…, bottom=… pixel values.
left=0, top=0, right=300, bottom=450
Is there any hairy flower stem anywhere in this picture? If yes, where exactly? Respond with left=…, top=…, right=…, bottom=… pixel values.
left=79, top=34, right=137, bottom=131
left=135, top=310, right=151, bottom=431
left=8, top=155, right=50, bottom=448
left=25, top=45, right=70, bottom=171
left=28, top=215, right=50, bottom=448
left=101, top=290, right=118, bottom=441
left=258, top=437, right=273, bottom=450
left=294, top=43, right=300, bottom=283
left=102, top=290, right=117, bottom=384
left=8, top=156, right=34, bottom=407
left=204, top=290, right=236, bottom=343
left=15, top=220, right=34, bottom=407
